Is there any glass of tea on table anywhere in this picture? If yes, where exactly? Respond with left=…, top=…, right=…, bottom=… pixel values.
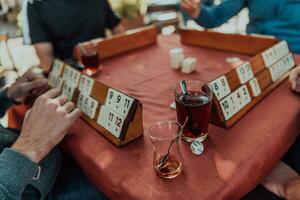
left=79, top=44, right=100, bottom=76
left=173, top=80, right=213, bottom=143
left=148, top=121, right=184, bottom=179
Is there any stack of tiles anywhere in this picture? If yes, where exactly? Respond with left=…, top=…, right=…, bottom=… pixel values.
left=169, top=48, right=184, bottom=69
left=181, top=57, right=197, bottom=74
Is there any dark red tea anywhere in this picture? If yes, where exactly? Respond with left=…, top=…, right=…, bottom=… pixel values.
left=81, top=53, right=100, bottom=74
left=175, top=91, right=212, bottom=139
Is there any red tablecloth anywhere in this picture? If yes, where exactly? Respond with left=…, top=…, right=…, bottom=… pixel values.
left=9, top=34, right=300, bottom=200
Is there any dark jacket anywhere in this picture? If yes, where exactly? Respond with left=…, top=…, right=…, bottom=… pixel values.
left=0, top=89, right=61, bottom=200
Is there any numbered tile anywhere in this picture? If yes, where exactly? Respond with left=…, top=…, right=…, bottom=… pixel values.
left=51, top=60, right=64, bottom=76
left=71, top=69, right=81, bottom=87
left=262, top=41, right=289, bottom=67
left=77, top=93, right=85, bottom=111
left=269, top=53, right=295, bottom=82
left=231, top=85, right=252, bottom=112
left=231, top=89, right=243, bottom=112
left=283, top=54, right=295, bottom=71
left=236, top=62, right=254, bottom=84
left=48, top=72, right=56, bottom=88
left=278, top=41, right=289, bottom=58
left=249, top=78, right=261, bottom=97
left=105, top=88, right=134, bottom=117
left=209, top=75, right=231, bottom=101
left=82, top=95, right=90, bottom=114
left=220, top=95, right=235, bottom=120
left=239, top=85, right=252, bottom=108
left=77, top=93, right=99, bottom=119
left=87, top=96, right=98, bottom=119
left=228, top=95, right=238, bottom=115
left=79, top=75, right=94, bottom=96
left=269, top=66, right=278, bottom=82
left=62, top=83, right=68, bottom=98
left=62, top=65, right=71, bottom=81
left=54, top=77, right=64, bottom=91
left=62, top=65, right=80, bottom=87
left=62, top=83, right=75, bottom=101
left=97, top=105, right=125, bottom=138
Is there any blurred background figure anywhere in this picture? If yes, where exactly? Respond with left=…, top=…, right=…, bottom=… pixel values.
left=22, top=0, right=125, bottom=71
left=180, top=0, right=300, bottom=54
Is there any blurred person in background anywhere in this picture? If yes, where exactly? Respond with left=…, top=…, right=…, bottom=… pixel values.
left=22, top=0, right=124, bottom=71
left=258, top=66, right=300, bottom=200
left=229, top=63, right=300, bottom=200
left=181, top=0, right=300, bottom=54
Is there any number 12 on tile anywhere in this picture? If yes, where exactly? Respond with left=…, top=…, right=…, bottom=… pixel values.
left=97, top=105, right=126, bottom=139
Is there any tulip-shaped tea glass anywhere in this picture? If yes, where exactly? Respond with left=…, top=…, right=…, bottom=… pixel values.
left=148, top=121, right=184, bottom=179
left=79, top=43, right=100, bottom=76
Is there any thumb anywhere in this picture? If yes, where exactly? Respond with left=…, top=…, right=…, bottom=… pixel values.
left=22, top=109, right=32, bottom=127
left=289, top=67, right=300, bottom=90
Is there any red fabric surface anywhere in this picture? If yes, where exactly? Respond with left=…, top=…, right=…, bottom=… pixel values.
left=9, top=34, right=300, bottom=200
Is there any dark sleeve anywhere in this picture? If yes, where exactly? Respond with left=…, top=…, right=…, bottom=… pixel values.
left=202, top=0, right=215, bottom=6
left=104, top=0, right=121, bottom=29
left=27, top=3, right=51, bottom=44
left=0, top=148, right=40, bottom=200
left=0, top=89, right=13, bottom=118
left=194, top=0, right=246, bottom=28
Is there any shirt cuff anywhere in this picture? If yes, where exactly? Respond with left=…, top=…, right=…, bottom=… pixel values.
left=0, top=89, right=13, bottom=118
left=108, top=15, right=121, bottom=29
left=0, top=148, right=40, bottom=197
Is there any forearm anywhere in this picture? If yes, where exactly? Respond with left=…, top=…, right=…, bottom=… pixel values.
left=194, top=0, right=246, bottom=28
left=0, top=148, right=40, bottom=200
left=34, top=42, right=54, bottom=72
left=112, top=23, right=125, bottom=35
left=262, top=161, right=299, bottom=198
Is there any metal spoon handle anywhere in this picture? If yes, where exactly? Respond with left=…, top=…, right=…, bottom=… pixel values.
left=180, top=80, right=188, bottom=95
left=167, top=116, right=189, bottom=154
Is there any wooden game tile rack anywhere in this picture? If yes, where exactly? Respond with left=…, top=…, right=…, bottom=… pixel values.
left=180, top=29, right=278, bottom=55
left=48, top=59, right=144, bottom=146
left=49, top=26, right=160, bottom=145
left=73, top=25, right=158, bottom=61
left=180, top=29, right=296, bottom=128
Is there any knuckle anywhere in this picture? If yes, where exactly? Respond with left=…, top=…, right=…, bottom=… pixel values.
left=58, top=109, right=67, bottom=115
left=36, top=95, right=46, bottom=103
left=19, top=84, right=25, bottom=92
left=56, top=108, right=67, bottom=117
left=68, top=102, right=75, bottom=108
left=53, top=88, right=60, bottom=93
left=61, top=94, right=68, bottom=100
left=48, top=100, right=59, bottom=109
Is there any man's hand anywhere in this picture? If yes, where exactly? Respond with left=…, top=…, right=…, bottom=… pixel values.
left=285, top=178, right=300, bottom=200
left=181, top=0, right=201, bottom=19
left=7, top=70, right=48, bottom=103
left=262, top=161, right=299, bottom=199
left=12, top=89, right=81, bottom=163
left=289, top=66, right=300, bottom=93
left=112, top=23, right=125, bottom=35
